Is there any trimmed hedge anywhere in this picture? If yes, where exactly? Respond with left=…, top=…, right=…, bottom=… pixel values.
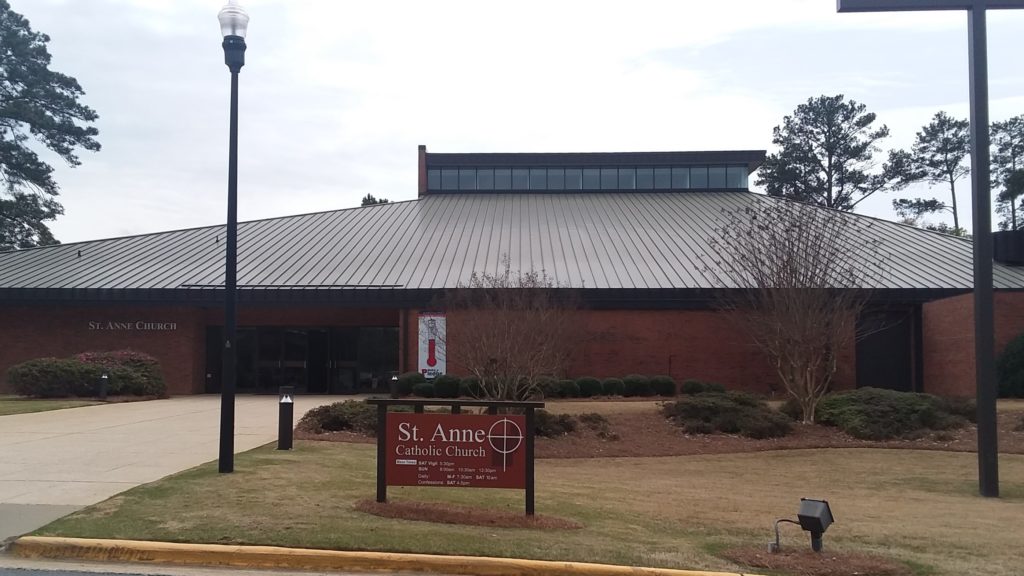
left=558, top=379, right=580, bottom=398
left=650, top=375, right=676, bottom=397
left=576, top=377, right=603, bottom=398
left=622, top=374, right=655, bottom=397
left=662, top=392, right=792, bottom=439
left=433, top=374, right=460, bottom=398
left=680, top=379, right=726, bottom=395
left=7, top=350, right=166, bottom=398
left=997, top=331, right=1024, bottom=397
left=817, top=388, right=970, bottom=440
left=412, top=382, right=435, bottom=398
left=396, top=372, right=425, bottom=396
left=602, top=378, right=625, bottom=396
left=298, top=400, right=377, bottom=435
left=459, top=376, right=482, bottom=398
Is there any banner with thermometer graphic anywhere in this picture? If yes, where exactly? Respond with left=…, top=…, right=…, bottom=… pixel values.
left=418, top=312, right=446, bottom=380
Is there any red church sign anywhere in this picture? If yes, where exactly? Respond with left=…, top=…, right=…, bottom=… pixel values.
left=385, top=412, right=526, bottom=489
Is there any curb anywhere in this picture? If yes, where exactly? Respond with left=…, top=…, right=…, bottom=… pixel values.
left=10, top=536, right=762, bottom=576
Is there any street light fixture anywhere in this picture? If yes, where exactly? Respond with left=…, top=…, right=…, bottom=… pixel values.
left=217, top=0, right=248, bottom=474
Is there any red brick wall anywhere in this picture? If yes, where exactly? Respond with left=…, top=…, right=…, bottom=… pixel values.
left=0, top=305, right=205, bottom=395
left=0, top=305, right=401, bottom=395
left=923, top=292, right=1024, bottom=397
left=415, top=308, right=856, bottom=396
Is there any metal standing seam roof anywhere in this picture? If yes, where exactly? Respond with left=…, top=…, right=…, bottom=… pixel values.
left=1, top=192, right=1023, bottom=296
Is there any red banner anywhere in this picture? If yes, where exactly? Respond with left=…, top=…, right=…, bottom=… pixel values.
left=385, top=413, right=526, bottom=489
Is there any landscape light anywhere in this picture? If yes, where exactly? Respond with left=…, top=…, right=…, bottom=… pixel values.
left=769, top=498, right=835, bottom=553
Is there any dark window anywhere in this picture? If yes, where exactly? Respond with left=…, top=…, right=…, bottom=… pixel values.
left=512, top=168, right=529, bottom=190
left=565, top=168, right=583, bottom=190
left=690, top=166, right=708, bottom=189
left=583, top=168, right=600, bottom=189
left=530, top=168, right=547, bottom=190
left=427, top=169, right=441, bottom=190
left=636, top=167, right=654, bottom=189
left=477, top=169, right=495, bottom=190
left=654, top=167, right=672, bottom=189
left=495, top=168, right=512, bottom=189
left=547, top=168, right=565, bottom=190
left=459, top=168, right=476, bottom=190
left=709, top=166, right=727, bottom=188
left=672, top=167, right=690, bottom=189
left=727, top=166, right=747, bottom=188
left=441, top=169, right=458, bottom=190
left=601, top=168, right=617, bottom=189
left=618, top=168, right=636, bottom=189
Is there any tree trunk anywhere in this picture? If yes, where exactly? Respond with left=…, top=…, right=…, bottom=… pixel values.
left=949, top=175, right=959, bottom=231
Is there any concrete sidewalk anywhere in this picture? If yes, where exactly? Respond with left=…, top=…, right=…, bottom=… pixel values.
left=0, top=395, right=344, bottom=541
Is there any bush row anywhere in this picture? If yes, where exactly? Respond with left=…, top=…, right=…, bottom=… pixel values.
left=810, top=387, right=974, bottom=440
left=6, top=350, right=167, bottom=398
left=662, top=391, right=792, bottom=439
left=395, top=373, right=728, bottom=399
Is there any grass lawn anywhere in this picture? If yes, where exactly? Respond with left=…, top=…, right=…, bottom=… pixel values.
left=37, top=441, right=1024, bottom=576
left=0, top=395, right=101, bottom=416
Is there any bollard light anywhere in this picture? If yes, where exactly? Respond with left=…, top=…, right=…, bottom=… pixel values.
left=99, top=372, right=109, bottom=400
left=390, top=374, right=399, bottom=399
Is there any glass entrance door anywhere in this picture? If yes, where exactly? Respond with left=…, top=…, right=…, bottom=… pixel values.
left=255, top=328, right=309, bottom=393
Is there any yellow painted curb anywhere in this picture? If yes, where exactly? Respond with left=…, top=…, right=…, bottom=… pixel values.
left=10, top=536, right=763, bottom=576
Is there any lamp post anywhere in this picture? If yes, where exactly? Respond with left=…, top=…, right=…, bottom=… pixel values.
left=217, top=0, right=249, bottom=474
left=837, top=0, right=1024, bottom=499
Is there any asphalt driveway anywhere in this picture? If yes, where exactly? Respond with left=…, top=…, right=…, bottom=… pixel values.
left=0, top=395, right=343, bottom=541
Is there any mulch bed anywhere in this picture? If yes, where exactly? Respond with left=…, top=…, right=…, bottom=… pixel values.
left=723, top=546, right=912, bottom=576
left=354, top=499, right=582, bottom=530
left=296, top=407, right=1024, bottom=459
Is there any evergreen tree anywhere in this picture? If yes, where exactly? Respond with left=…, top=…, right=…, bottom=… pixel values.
left=992, top=116, right=1024, bottom=230
left=0, top=0, right=100, bottom=250
left=890, top=111, right=970, bottom=231
left=757, top=95, right=899, bottom=211
left=360, top=193, right=389, bottom=206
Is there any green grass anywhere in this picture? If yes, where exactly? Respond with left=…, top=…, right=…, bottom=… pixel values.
left=37, top=442, right=1024, bottom=576
left=0, top=395, right=100, bottom=416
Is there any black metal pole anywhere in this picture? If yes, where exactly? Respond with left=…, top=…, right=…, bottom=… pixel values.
left=525, top=407, right=536, bottom=516
left=376, top=403, right=387, bottom=503
left=968, top=4, right=999, bottom=498
left=219, top=61, right=242, bottom=474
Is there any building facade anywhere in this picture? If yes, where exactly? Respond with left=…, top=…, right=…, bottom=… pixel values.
left=2, top=147, right=1023, bottom=397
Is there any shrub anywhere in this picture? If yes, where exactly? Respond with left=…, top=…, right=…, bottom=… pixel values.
left=817, top=387, right=969, bottom=440
left=578, top=412, right=619, bottom=440
left=681, top=379, right=726, bottom=395
left=433, top=375, right=460, bottom=398
left=559, top=379, right=581, bottom=398
left=623, top=374, right=654, bottom=397
left=459, top=376, right=482, bottom=398
left=576, top=377, right=603, bottom=398
left=412, top=382, right=435, bottom=398
left=650, top=375, right=677, bottom=397
left=681, top=379, right=705, bottom=395
left=780, top=397, right=802, bottom=421
left=537, top=376, right=561, bottom=398
left=997, top=332, right=1024, bottom=397
left=602, top=378, right=625, bottom=396
left=74, top=350, right=165, bottom=396
left=661, top=392, right=792, bottom=439
left=298, top=400, right=377, bottom=435
left=396, top=372, right=425, bottom=396
left=7, top=358, right=98, bottom=397
left=534, top=409, right=577, bottom=437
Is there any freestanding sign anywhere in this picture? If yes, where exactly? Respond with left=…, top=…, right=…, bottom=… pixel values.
left=386, top=412, right=526, bottom=489
left=367, top=399, right=542, bottom=515
left=417, top=313, right=446, bottom=379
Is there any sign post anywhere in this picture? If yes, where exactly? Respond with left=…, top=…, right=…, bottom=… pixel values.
left=367, top=399, right=543, bottom=515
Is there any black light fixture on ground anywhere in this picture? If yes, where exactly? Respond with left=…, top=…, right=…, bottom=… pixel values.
left=837, top=0, right=1024, bottom=500
left=217, top=0, right=249, bottom=474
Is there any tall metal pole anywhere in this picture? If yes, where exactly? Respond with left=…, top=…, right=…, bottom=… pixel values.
left=968, top=4, right=999, bottom=498
left=219, top=69, right=239, bottom=474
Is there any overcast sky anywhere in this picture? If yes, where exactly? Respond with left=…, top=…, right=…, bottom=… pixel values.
left=12, top=0, right=1024, bottom=243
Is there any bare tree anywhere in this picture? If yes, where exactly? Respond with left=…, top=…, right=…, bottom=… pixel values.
left=703, top=200, right=889, bottom=423
left=438, top=258, right=579, bottom=401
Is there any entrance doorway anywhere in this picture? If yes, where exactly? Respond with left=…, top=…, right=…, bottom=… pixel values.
left=205, top=326, right=398, bottom=394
